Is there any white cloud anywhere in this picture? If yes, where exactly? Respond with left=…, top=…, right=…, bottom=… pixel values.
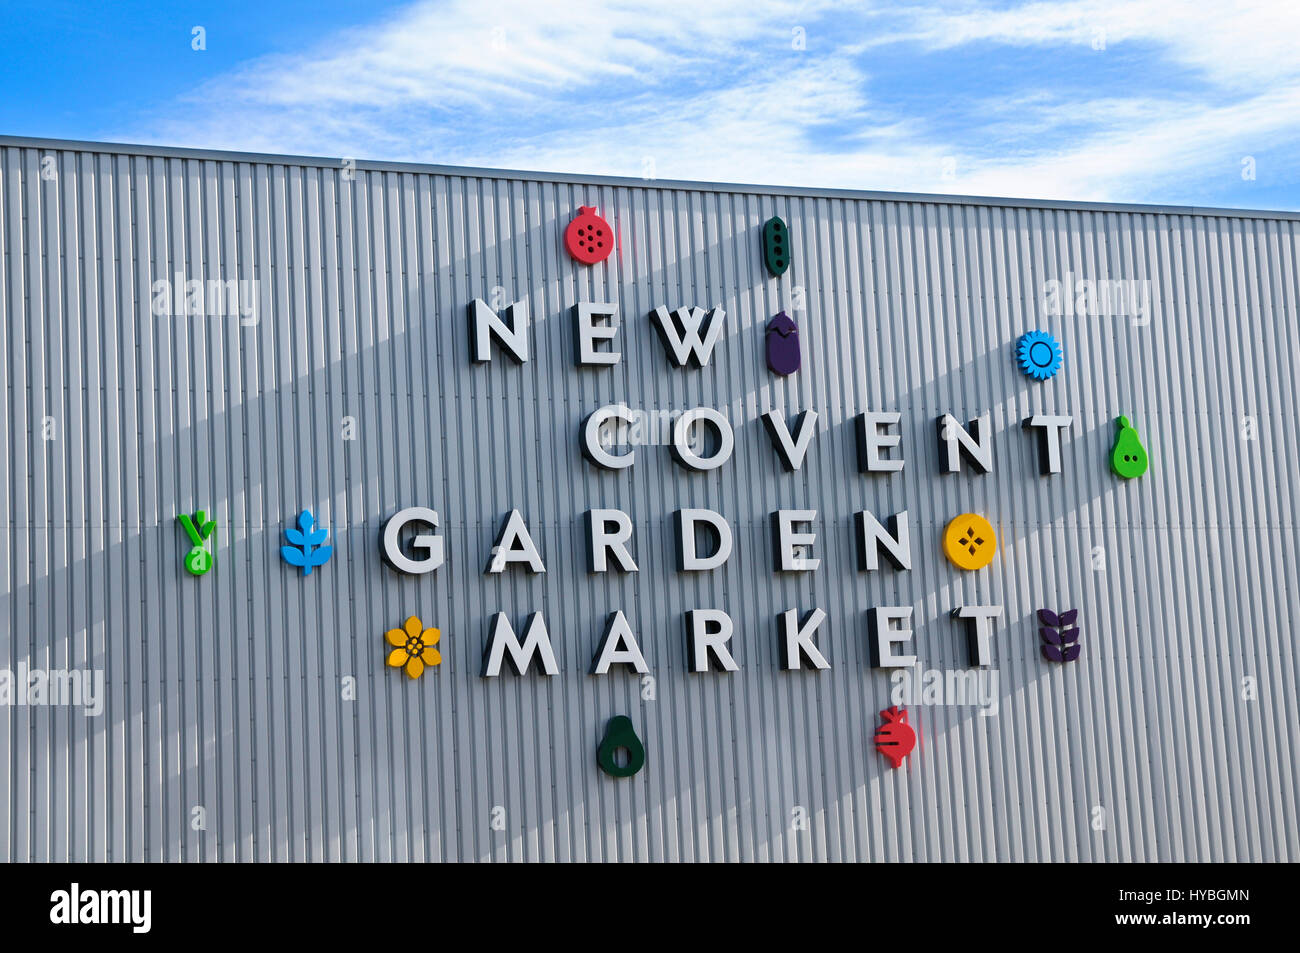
left=941, top=84, right=1300, bottom=200
left=177, top=0, right=822, bottom=111
left=860, top=0, right=1300, bottom=88
left=125, top=0, right=1300, bottom=205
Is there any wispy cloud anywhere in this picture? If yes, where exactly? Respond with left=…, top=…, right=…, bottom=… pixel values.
left=125, top=0, right=1300, bottom=206
left=860, top=0, right=1300, bottom=88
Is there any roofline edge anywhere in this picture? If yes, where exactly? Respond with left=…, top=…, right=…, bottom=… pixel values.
left=4, top=133, right=1299, bottom=222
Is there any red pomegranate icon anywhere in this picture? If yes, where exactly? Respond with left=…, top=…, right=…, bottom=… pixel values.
left=874, top=706, right=916, bottom=769
left=565, top=206, right=614, bottom=265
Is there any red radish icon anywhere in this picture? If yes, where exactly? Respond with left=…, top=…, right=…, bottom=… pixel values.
left=874, top=706, right=916, bottom=769
left=565, top=206, right=614, bottom=265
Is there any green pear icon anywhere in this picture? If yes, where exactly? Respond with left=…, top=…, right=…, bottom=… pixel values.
left=1111, top=415, right=1149, bottom=478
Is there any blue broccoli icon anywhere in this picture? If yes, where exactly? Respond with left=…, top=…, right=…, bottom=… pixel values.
left=281, top=509, right=333, bottom=575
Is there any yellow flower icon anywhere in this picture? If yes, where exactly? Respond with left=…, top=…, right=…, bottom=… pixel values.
left=385, top=615, right=441, bottom=679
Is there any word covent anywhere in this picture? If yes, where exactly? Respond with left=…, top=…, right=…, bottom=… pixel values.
left=378, top=296, right=1073, bottom=679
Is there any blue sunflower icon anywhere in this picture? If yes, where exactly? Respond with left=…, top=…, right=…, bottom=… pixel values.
left=1016, top=330, right=1063, bottom=381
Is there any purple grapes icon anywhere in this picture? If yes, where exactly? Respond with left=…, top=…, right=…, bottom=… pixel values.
left=1039, top=608, right=1080, bottom=662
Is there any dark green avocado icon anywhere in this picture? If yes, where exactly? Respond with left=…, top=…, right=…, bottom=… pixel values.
left=597, top=715, right=646, bottom=778
left=1111, top=415, right=1149, bottom=478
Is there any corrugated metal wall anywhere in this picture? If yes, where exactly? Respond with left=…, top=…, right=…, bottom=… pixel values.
left=0, top=137, right=1296, bottom=862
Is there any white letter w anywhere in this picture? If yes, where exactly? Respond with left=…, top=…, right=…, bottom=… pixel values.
left=652, top=305, right=726, bottom=367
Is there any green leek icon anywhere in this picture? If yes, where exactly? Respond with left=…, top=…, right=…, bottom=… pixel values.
left=177, top=510, right=216, bottom=575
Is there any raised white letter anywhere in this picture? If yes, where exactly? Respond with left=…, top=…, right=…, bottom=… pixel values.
left=855, top=510, right=911, bottom=571
left=586, top=509, right=638, bottom=572
left=487, top=510, right=545, bottom=573
left=686, top=609, right=738, bottom=672
left=482, top=612, right=559, bottom=676
left=1022, top=414, right=1072, bottom=475
left=470, top=298, right=529, bottom=363
left=675, top=509, right=733, bottom=571
left=772, top=509, right=820, bottom=572
left=652, top=305, right=725, bottom=366
left=938, top=412, right=993, bottom=473
left=381, top=507, right=445, bottom=574
left=779, top=608, right=830, bottom=670
left=590, top=611, right=649, bottom=674
left=762, top=409, right=818, bottom=471
left=576, top=301, right=620, bottom=366
left=671, top=407, right=734, bottom=471
left=869, top=606, right=915, bottom=668
left=953, top=605, right=1003, bottom=667
left=857, top=411, right=905, bottom=472
left=582, top=405, right=637, bottom=470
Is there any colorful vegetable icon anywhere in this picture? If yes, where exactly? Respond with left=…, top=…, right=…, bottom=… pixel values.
left=597, top=715, right=646, bottom=778
left=564, top=206, right=614, bottom=265
left=1039, top=608, right=1080, bottom=662
left=874, top=706, right=916, bottom=768
left=176, top=510, right=216, bottom=576
left=1016, top=330, right=1063, bottom=380
left=942, top=513, right=997, bottom=571
left=1111, top=415, right=1149, bottom=478
left=280, top=509, right=333, bottom=575
left=385, top=615, right=442, bottom=679
left=762, top=216, right=790, bottom=277
left=765, top=311, right=800, bottom=375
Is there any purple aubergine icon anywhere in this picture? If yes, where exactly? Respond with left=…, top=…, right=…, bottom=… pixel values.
left=766, top=312, right=800, bottom=376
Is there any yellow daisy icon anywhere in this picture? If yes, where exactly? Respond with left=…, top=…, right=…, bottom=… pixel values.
left=385, top=615, right=442, bottom=679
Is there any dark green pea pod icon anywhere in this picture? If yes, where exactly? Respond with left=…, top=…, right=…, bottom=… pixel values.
left=1111, top=415, right=1149, bottom=478
left=597, top=715, right=646, bottom=778
left=762, top=216, right=790, bottom=277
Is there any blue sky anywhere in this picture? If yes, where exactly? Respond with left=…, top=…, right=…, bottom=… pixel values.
left=3, top=0, right=1298, bottom=209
